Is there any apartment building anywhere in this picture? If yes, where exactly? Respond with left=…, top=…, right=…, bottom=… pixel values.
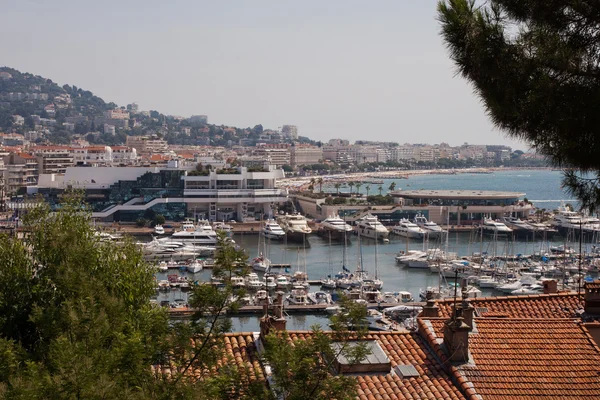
left=33, top=146, right=75, bottom=174
left=290, top=145, right=323, bottom=167
left=3, top=153, right=38, bottom=194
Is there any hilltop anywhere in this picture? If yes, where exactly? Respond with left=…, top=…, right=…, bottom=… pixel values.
left=0, top=66, right=314, bottom=147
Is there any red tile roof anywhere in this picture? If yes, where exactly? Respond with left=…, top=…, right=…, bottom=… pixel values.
left=419, top=318, right=600, bottom=399
left=435, top=293, right=583, bottom=319
left=288, top=331, right=466, bottom=400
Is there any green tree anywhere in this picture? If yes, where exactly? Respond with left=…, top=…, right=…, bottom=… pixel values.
left=348, top=181, right=355, bottom=195
left=281, top=164, right=293, bottom=173
left=316, top=177, right=324, bottom=193
left=155, top=214, right=166, bottom=225
left=364, top=185, right=370, bottom=197
left=378, top=185, right=383, bottom=196
left=389, top=181, right=396, bottom=192
left=0, top=193, right=167, bottom=398
left=355, top=182, right=362, bottom=196
left=438, top=0, right=600, bottom=211
left=334, top=183, right=341, bottom=195
left=263, top=295, right=369, bottom=400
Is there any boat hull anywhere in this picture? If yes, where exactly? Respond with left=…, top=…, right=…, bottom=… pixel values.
left=262, top=231, right=285, bottom=241
left=317, top=227, right=352, bottom=243
left=285, top=231, right=311, bottom=247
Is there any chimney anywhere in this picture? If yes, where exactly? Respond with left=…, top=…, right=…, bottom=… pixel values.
left=259, top=291, right=287, bottom=341
left=584, top=280, right=600, bottom=315
left=443, top=315, right=470, bottom=364
left=543, top=280, right=558, bottom=294
left=460, top=288, right=474, bottom=329
left=421, top=298, right=439, bottom=318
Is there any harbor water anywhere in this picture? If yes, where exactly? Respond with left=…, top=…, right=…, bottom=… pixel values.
left=156, top=169, right=594, bottom=331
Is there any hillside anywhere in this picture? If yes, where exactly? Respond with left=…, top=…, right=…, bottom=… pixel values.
left=0, top=66, right=313, bottom=147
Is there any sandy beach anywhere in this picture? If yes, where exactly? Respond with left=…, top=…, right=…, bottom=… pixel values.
left=276, top=167, right=552, bottom=191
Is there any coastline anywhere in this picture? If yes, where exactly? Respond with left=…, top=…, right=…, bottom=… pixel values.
left=277, top=166, right=554, bottom=190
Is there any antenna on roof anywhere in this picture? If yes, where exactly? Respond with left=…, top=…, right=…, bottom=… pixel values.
left=452, top=268, right=459, bottom=320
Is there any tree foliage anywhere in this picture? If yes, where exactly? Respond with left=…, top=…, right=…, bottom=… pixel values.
left=438, top=0, right=600, bottom=211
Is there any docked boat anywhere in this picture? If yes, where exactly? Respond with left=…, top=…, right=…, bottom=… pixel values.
left=354, top=214, right=389, bottom=241
left=252, top=253, right=270, bottom=272
left=286, top=286, right=309, bottom=305
left=212, top=222, right=233, bottom=236
left=550, top=204, right=600, bottom=234
left=481, top=218, right=513, bottom=234
left=186, top=259, right=204, bottom=273
left=154, top=224, right=165, bottom=235
left=168, top=219, right=218, bottom=245
left=262, top=219, right=286, bottom=240
left=501, top=216, right=537, bottom=237
left=392, top=219, right=426, bottom=239
left=245, top=273, right=263, bottom=290
left=413, top=213, right=445, bottom=238
left=277, top=213, right=312, bottom=245
left=318, top=214, right=353, bottom=241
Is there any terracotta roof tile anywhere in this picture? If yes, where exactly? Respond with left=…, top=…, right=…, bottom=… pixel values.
left=420, top=318, right=600, bottom=399
left=436, top=293, right=583, bottom=319
left=289, top=331, right=465, bottom=400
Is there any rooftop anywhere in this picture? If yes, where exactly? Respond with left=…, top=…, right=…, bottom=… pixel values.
left=420, top=318, right=600, bottom=399
left=391, top=190, right=525, bottom=199
left=435, top=292, right=583, bottom=319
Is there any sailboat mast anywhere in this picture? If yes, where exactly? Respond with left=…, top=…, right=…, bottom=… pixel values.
left=374, top=229, right=378, bottom=279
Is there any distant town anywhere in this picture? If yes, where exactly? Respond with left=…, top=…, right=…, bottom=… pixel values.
left=0, top=66, right=547, bottom=203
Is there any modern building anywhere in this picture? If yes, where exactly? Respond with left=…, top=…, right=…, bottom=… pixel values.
left=3, top=153, right=38, bottom=194
left=125, top=136, right=168, bottom=155
left=33, top=146, right=75, bottom=174
left=293, top=189, right=532, bottom=225
left=290, top=145, right=322, bottom=167
left=37, top=164, right=288, bottom=222
left=281, top=125, right=298, bottom=139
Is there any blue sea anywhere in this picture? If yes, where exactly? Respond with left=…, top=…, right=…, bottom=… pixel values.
left=352, top=169, right=575, bottom=211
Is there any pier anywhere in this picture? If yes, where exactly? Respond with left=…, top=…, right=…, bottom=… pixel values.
left=168, top=301, right=425, bottom=319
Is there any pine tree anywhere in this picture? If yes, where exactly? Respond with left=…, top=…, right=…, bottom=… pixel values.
left=438, top=0, right=600, bottom=211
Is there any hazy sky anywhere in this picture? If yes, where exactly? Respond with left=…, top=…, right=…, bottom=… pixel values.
left=0, top=0, right=527, bottom=149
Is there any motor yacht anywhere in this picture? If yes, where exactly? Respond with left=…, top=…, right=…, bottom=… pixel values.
left=413, top=213, right=445, bottom=238
left=354, top=214, right=389, bottom=241
left=169, top=219, right=218, bottom=245
left=277, top=213, right=312, bottom=244
left=263, top=275, right=277, bottom=290
left=212, top=222, right=233, bottom=236
left=551, top=204, right=600, bottom=234
left=318, top=214, right=353, bottom=241
left=245, top=273, right=263, bottom=290
left=154, top=224, right=165, bottom=235
left=262, top=219, right=286, bottom=240
left=392, top=219, right=426, bottom=239
left=275, top=275, right=291, bottom=289
left=482, top=218, right=513, bottom=234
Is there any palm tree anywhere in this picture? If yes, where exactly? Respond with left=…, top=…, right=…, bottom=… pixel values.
left=355, top=183, right=363, bottom=196
left=310, top=177, right=316, bottom=187
left=365, top=185, right=371, bottom=197
left=308, top=184, right=314, bottom=192
left=378, top=185, right=383, bottom=196
left=348, top=181, right=355, bottom=195
left=334, top=183, right=341, bottom=195
left=389, top=181, right=396, bottom=192
left=316, top=177, right=324, bottom=193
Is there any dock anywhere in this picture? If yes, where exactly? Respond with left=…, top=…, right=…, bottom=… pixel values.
left=168, top=302, right=425, bottom=319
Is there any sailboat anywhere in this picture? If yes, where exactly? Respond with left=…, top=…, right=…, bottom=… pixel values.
left=321, top=231, right=337, bottom=289
left=252, top=223, right=271, bottom=272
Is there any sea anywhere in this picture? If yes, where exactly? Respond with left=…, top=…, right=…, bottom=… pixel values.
left=157, top=169, right=591, bottom=331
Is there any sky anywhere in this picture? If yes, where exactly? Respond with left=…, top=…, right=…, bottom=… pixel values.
left=0, top=0, right=527, bottom=149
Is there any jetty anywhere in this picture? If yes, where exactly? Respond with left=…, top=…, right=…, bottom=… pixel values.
left=168, top=301, right=425, bottom=319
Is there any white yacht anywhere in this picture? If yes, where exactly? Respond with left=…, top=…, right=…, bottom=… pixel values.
left=392, top=219, right=426, bottom=239
left=262, top=219, right=286, bottom=240
left=354, top=214, right=389, bottom=241
left=318, top=214, right=353, bottom=241
left=551, top=204, right=600, bottom=234
left=186, top=259, right=204, bottom=273
left=212, top=222, right=233, bottom=236
left=413, top=213, right=445, bottom=238
left=154, top=224, right=165, bottom=235
left=277, top=213, right=312, bottom=244
left=482, top=218, right=513, bottom=234
left=169, top=219, right=218, bottom=245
